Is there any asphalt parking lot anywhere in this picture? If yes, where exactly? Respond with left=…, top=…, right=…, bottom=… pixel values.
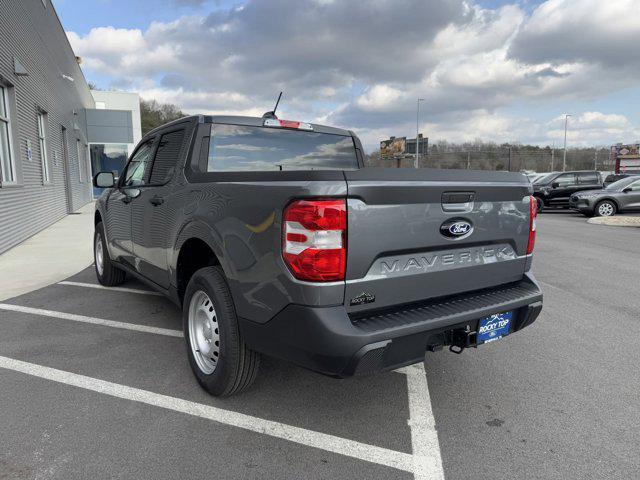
left=1, top=211, right=639, bottom=480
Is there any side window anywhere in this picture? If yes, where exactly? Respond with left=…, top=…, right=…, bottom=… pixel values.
left=0, top=84, right=16, bottom=184
left=629, top=180, right=640, bottom=191
left=37, top=112, right=50, bottom=183
left=149, top=129, right=185, bottom=185
left=578, top=172, right=598, bottom=185
left=555, top=174, right=576, bottom=187
left=124, top=140, right=155, bottom=187
left=77, top=140, right=84, bottom=182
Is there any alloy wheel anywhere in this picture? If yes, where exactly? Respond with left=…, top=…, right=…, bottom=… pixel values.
left=598, top=202, right=614, bottom=217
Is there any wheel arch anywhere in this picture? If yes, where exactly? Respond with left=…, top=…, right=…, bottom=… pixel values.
left=171, top=221, right=230, bottom=305
left=596, top=197, right=621, bottom=210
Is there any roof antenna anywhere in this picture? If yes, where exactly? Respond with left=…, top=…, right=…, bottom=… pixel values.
left=262, top=91, right=282, bottom=119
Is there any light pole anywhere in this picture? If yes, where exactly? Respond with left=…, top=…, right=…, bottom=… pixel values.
left=415, top=98, right=425, bottom=169
left=562, top=114, right=571, bottom=172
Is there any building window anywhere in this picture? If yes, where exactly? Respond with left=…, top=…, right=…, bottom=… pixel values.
left=0, top=85, right=16, bottom=184
left=85, top=145, right=91, bottom=184
left=77, top=140, right=84, bottom=182
left=90, top=143, right=128, bottom=197
left=37, top=112, right=50, bottom=183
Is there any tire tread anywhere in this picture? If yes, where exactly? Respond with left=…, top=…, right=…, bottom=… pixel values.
left=184, top=266, right=260, bottom=396
left=95, top=222, right=126, bottom=287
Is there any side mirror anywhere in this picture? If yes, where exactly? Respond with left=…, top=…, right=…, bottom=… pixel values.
left=622, top=187, right=632, bottom=193
left=93, top=171, right=116, bottom=188
left=551, top=181, right=560, bottom=188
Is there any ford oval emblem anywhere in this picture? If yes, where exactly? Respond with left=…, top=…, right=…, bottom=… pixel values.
left=440, top=219, right=473, bottom=239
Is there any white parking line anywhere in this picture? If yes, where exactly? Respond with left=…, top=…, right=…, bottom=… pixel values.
left=403, top=363, right=445, bottom=480
left=0, top=355, right=415, bottom=474
left=58, top=281, right=163, bottom=296
left=0, top=304, right=183, bottom=338
left=0, top=300, right=442, bottom=478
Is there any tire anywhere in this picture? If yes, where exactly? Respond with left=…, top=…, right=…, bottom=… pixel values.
left=183, top=266, right=260, bottom=396
left=94, top=222, right=126, bottom=286
left=594, top=200, right=617, bottom=217
left=535, top=196, right=544, bottom=212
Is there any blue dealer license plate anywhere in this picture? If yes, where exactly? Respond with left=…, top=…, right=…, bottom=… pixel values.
left=477, top=311, right=513, bottom=344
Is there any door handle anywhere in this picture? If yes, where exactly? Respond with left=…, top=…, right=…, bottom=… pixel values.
left=441, top=191, right=475, bottom=213
left=150, top=196, right=164, bottom=206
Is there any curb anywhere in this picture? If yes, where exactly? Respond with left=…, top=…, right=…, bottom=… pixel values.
left=587, top=216, right=640, bottom=228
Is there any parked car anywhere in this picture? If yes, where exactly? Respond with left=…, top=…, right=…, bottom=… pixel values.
left=569, top=175, right=640, bottom=217
left=532, top=170, right=603, bottom=210
left=603, top=173, right=633, bottom=187
left=527, top=172, right=549, bottom=183
left=93, top=114, right=543, bottom=396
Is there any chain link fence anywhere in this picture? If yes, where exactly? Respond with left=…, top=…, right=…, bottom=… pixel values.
left=369, top=147, right=614, bottom=173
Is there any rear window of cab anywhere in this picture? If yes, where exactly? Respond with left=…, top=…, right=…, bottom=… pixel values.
left=206, top=124, right=358, bottom=172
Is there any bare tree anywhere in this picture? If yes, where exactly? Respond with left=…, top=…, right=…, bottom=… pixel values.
left=140, top=99, right=185, bottom=135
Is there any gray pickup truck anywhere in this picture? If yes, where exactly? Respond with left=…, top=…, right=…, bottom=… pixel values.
left=92, top=115, right=543, bottom=396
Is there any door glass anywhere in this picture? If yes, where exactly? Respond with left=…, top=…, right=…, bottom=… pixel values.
left=149, top=129, right=185, bottom=184
left=577, top=172, right=598, bottom=184
left=629, top=180, right=640, bottom=191
left=555, top=174, right=576, bottom=187
left=124, top=141, right=154, bottom=187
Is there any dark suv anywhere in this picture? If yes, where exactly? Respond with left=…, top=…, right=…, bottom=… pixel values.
left=532, top=171, right=603, bottom=210
left=92, top=115, right=542, bottom=396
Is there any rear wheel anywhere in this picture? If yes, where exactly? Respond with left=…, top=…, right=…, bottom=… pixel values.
left=183, top=266, right=260, bottom=396
left=94, top=222, right=126, bottom=286
left=595, top=200, right=616, bottom=217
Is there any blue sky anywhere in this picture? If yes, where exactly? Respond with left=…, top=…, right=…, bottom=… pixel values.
left=54, top=0, right=640, bottom=151
left=53, top=0, right=544, bottom=32
left=53, top=0, right=232, bottom=34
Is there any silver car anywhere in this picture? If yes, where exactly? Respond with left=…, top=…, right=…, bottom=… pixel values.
left=569, top=176, right=640, bottom=217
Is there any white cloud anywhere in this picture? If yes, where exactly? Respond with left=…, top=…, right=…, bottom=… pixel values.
left=510, top=0, right=640, bottom=67
left=67, top=0, right=640, bottom=150
left=68, top=27, right=145, bottom=60
left=547, top=112, right=639, bottom=145
left=356, top=85, right=405, bottom=111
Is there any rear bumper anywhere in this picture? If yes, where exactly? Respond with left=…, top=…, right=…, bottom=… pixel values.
left=239, top=272, right=543, bottom=377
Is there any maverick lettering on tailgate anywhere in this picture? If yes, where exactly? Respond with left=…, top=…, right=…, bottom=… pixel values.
left=378, top=245, right=517, bottom=277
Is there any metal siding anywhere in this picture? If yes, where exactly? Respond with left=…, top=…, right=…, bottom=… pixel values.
left=0, top=0, right=95, bottom=254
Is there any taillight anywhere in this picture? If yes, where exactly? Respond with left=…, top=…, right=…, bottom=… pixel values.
left=527, top=196, right=537, bottom=255
left=283, top=199, right=346, bottom=282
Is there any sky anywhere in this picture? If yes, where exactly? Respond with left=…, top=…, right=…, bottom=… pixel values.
left=54, top=0, right=640, bottom=152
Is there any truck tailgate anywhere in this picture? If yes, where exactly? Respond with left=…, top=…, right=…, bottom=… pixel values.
left=344, top=168, right=532, bottom=313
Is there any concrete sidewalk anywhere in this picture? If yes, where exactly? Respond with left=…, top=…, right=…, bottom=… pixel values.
left=0, top=202, right=95, bottom=301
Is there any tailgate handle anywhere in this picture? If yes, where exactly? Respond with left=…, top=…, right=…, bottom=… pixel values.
left=441, top=192, right=475, bottom=213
